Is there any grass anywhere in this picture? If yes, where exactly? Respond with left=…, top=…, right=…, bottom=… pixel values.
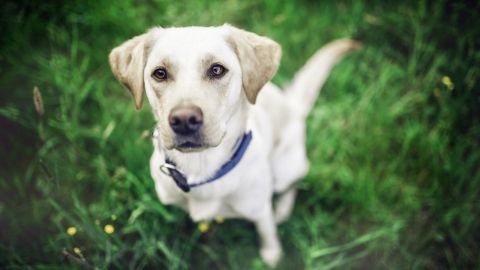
left=1, top=0, right=479, bottom=269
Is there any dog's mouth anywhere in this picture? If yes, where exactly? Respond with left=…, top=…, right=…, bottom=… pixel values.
left=178, top=141, right=202, bottom=148
left=161, top=128, right=226, bottom=153
left=173, top=137, right=209, bottom=153
left=174, top=141, right=204, bottom=152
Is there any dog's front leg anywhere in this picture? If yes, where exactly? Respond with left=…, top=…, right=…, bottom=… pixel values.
left=255, top=203, right=282, bottom=267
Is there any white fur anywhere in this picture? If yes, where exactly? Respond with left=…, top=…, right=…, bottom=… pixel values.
left=110, top=24, right=359, bottom=267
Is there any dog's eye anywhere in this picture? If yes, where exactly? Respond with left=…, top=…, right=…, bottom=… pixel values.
left=207, top=64, right=227, bottom=79
left=152, top=68, right=168, bottom=81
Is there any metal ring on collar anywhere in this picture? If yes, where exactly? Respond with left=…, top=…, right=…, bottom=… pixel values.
left=160, top=163, right=177, bottom=176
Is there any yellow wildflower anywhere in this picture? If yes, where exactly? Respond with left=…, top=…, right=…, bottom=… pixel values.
left=198, top=222, right=210, bottom=233
left=214, top=216, right=225, bottom=224
left=441, top=76, right=454, bottom=91
left=73, top=247, right=82, bottom=256
left=67, top=226, right=77, bottom=236
left=104, top=224, right=115, bottom=234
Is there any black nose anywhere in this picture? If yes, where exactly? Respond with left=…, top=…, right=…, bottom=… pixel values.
left=168, top=105, right=204, bottom=135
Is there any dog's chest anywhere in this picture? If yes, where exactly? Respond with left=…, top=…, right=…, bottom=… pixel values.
left=150, top=132, right=273, bottom=221
left=185, top=195, right=232, bottom=221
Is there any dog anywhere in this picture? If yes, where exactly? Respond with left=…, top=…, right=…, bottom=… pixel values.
left=109, top=24, right=359, bottom=267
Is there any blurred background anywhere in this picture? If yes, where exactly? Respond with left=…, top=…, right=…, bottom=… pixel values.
left=1, top=0, right=479, bottom=269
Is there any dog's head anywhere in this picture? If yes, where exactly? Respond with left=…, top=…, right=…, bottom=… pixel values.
left=109, top=25, right=281, bottom=152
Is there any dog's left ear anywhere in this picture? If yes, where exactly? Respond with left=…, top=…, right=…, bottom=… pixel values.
left=109, top=28, right=159, bottom=110
left=224, top=24, right=282, bottom=104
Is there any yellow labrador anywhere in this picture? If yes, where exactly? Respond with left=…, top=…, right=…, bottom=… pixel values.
left=109, top=24, right=359, bottom=267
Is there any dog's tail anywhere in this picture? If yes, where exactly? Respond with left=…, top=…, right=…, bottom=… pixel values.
left=284, top=39, right=361, bottom=117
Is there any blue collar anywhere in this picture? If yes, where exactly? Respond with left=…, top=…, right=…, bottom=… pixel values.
left=160, top=131, right=253, bottom=192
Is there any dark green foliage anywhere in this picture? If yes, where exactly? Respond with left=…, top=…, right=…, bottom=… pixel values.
left=1, top=0, right=479, bottom=269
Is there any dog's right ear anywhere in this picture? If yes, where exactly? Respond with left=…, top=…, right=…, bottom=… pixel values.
left=223, top=24, right=282, bottom=104
left=109, top=29, right=159, bottom=110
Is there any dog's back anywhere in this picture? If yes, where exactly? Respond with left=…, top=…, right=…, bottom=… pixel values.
left=254, top=39, right=361, bottom=193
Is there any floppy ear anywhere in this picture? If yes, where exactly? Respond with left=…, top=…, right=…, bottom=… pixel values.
left=109, top=29, right=157, bottom=110
left=224, top=24, right=282, bottom=104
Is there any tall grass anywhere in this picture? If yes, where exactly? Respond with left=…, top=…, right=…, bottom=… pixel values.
left=1, top=0, right=479, bottom=269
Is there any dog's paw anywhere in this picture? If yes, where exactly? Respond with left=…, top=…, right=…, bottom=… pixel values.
left=260, top=246, right=283, bottom=268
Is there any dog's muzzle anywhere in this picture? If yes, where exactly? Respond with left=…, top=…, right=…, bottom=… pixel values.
left=168, top=105, right=203, bottom=136
left=167, top=105, right=206, bottom=151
